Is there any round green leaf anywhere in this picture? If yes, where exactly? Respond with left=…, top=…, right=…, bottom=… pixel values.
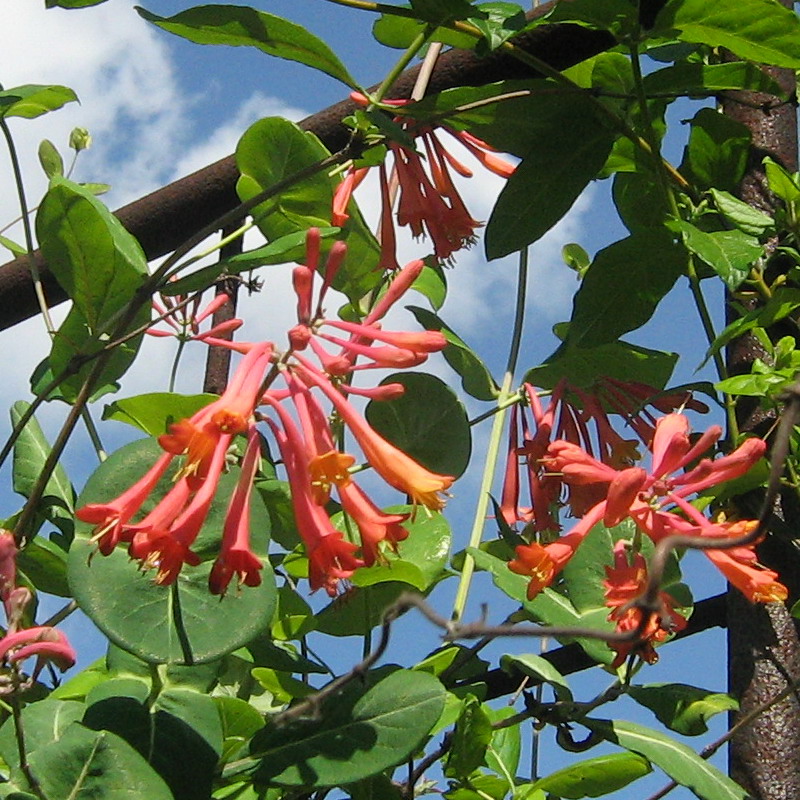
left=69, top=438, right=275, bottom=664
left=365, top=372, right=471, bottom=478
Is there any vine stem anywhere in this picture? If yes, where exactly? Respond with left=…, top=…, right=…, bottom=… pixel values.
left=451, top=247, right=529, bottom=621
left=0, top=117, right=55, bottom=333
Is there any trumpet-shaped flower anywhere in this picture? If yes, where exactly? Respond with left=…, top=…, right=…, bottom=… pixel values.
left=603, top=541, right=687, bottom=667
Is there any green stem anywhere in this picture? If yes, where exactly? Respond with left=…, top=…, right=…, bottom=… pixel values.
left=372, top=28, right=433, bottom=104
left=81, top=407, right=107, bottom=462
left=168, top=339, right=186, bottom=394
left=451, top=247, right=529, bottom=621
left=0, top=118, right=56, bottom=334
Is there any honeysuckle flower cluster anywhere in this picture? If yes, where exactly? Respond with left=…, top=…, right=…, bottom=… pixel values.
left=333, top=92, right=515, bottom=270
left=602, top=540, right=687, bottom=667
left=507, top=411, right=785, bottom=617
left=500, top=379, right=708, bottom=533
left=76, top=231, right=454, bottom=597
left=0, top=532, right=75, bottom=691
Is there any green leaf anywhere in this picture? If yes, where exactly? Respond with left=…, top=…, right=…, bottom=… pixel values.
left=271, top=584, right=316, bottom=640
left=35, top=177, right=149, bottom=402
left=525, top=752, right=651, bottom=799
left=252, top=667, right=315, bottom=702
left=653, top=0, right=800, bottom=69
left=586, top=718, right=748, bottom=800
left=69, top=438, right=276, bottom=664
left=674, top=221, right=762, bottom=290
left=681, top=108, right=751, bottom=193
left=643, top=61, right=787, bottom=97
left=445, top=696, right=493, bottom=778
left=348, top=506, right=451, bottom=591
left=10, top=401, right=74, bottom=514
left=408, top=306, right=499, bottom=400
left=0, top=234, right=25, bottom=257
left=136, top=5, right=357, bottom=88
left=485, top=93, right=614, bottom=258
left=410, top=0, right=475, bottom=25
left=469, top=2, right=527, bottom=52
left=0, top=85, right=78, bottom=119
left=26, top=725, right=172, bottom=799
left=102, top=392, right=218, bottom=436
left=709, top=189, right=774, bottom=236
left=17, top=537, right=70, bottom=597
left=84, top=686, right=223, bottom=800
left=314, top=582, right=410, bottom=637
left=372, top=11, right=472, bottom=50
left=560, top=523, right=614, bottom=613
left=162, top=227, right=340, bottom=296
left=45, top=0, right=109, bottom=7
left=500, top=654, right=572, bottom=701
left=524, top=340, right=677, bottom=391
left=249, top=669, right=445, bottom=787
left=215, top=696, right=266, bottom=763
left=38, top=139, right=63, bottom=179
left=366, top=372, right=471, bottom=478
left=37, top=177, right=148, bottom=326
left=0, top=700, right=84, bottom=769
left=703, top=287, right=800, bottom=366
left=763, top=156, right=800, bottom=204
left=236, top=117, right=381, bottom=300
left=536, top=0, right=639, bottom=38
left=628, top=684, right=739, bottom=736
left=467, top=548, right=615, bottom=664
left=565, top=231, right=687, bottom=349
left=613, top=170, right=672, bottom=234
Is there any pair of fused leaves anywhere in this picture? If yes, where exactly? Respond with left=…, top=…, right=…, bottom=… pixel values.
left=69, top=437, right=276, bottom=665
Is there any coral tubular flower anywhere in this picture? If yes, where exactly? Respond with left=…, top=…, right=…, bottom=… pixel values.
left=159, top=342, right=272, bottom=489
left=76, top=452, right=175, bottom=555
left=508, top=542, right=556, bottom=600
left=603, top=541, right=687, bottom=667
left=265, top=408, right=364, bottom=595
left=338, top=481, right=409, bottom=566
left=0, top=627, right=76, bottom=680
left=209, top=428, right=264, bottom=596
left=299, top=365, right=454, bottom=510
left=334, top=95, right=515, bottom=268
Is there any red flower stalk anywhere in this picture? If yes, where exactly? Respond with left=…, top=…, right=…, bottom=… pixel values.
left=499, top=380, right=707, bottom=536
left=159, top=342, right=272, bottom=490
left=148, top=290, right=243, bottom=344
left=0, top=627, right=76, bottom=681
left=76, top=451, right=175, bottom=555
left=511, top=412, right=768, bottom=601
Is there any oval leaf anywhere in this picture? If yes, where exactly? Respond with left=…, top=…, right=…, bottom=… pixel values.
left=365, top=372, right=471, bottom=478
left=136, top=5, right=358, bottom=88
left=249, top=669, right=446, bottom=787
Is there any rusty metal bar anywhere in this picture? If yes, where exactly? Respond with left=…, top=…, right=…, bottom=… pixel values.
left=0, top=3, right=616, bottom=331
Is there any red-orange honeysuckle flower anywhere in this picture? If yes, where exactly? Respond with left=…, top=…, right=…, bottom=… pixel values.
left=159, top=341, right=273, bottom=490
left=603, top=541, right=687, bottom=668
left=265, top=407, right=364, bottom=596
left=298, top=363, right=454, bottom=511
left=209, top=427, right=264, bottom=596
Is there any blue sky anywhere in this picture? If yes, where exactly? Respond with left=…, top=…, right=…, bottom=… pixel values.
left=0, top=2, right=735, bottom=797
